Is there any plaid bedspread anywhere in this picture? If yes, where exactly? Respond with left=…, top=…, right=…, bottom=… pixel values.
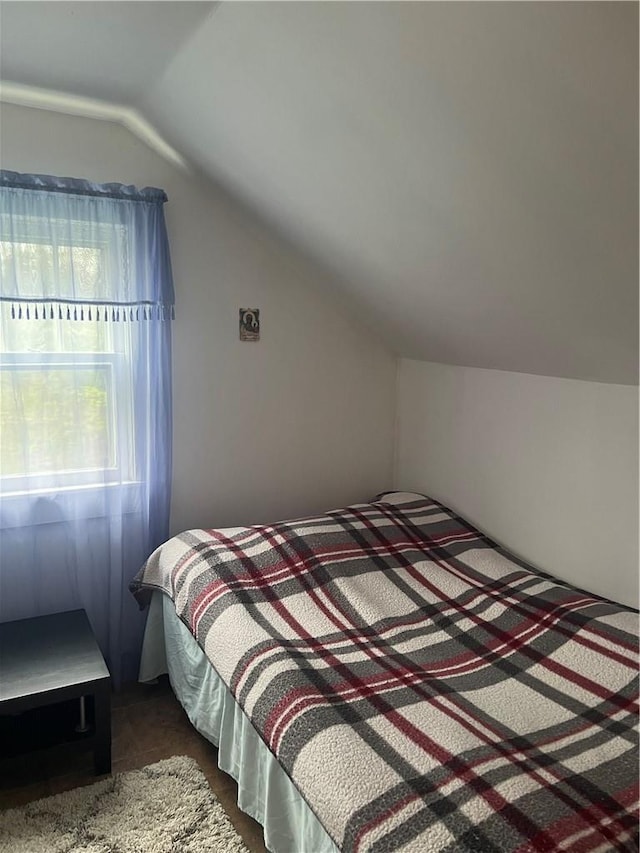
left=131, top=492, right=639, bottom=852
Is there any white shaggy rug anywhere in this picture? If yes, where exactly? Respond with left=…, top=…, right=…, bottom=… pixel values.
left=0, top=755, right=251, bottom=853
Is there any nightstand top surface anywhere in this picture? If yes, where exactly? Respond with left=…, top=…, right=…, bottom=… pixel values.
left=0, top=609, right=110, bottom=704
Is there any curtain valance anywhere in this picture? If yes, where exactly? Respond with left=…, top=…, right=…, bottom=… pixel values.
left=0, top=169, right=174, bottom=320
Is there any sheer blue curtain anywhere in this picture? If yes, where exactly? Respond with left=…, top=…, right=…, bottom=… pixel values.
left=0, top=170, right=174, bottom=685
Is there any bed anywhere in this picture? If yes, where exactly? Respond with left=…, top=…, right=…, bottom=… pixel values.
left=132, top=491, right=639, bottom=852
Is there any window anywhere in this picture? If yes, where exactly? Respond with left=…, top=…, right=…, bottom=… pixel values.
left=0, top=169, right=174, bottom=685
left=0, top=220, right=135, bottom=494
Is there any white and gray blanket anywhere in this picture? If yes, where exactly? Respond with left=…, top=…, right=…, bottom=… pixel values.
left=132, top=492, right=639, bottom=852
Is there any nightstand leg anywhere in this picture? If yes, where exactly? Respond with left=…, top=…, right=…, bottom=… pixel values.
left=76, top=695, right=90, bottom=733
left=93, top=686, right=112, bottom=775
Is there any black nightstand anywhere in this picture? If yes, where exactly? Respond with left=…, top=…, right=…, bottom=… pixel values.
left=0, top=609, right=111, bottom=775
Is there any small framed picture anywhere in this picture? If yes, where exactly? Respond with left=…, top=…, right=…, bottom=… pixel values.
left=239, top=308, right=260, bottom=341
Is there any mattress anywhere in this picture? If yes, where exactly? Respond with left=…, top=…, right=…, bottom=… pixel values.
left=139, top=590, right=338, bottom=853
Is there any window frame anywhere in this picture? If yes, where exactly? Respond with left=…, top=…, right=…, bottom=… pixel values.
left=0, top=208, right=139, bottom=496
left=0, top=349, right=136, bottom=496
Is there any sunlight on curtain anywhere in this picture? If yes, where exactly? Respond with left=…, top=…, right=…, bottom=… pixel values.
left=0, top=171, right=174, bottom=684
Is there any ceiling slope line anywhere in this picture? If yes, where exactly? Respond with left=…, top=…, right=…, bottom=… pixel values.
left=0, top=80, right=189, bottom=173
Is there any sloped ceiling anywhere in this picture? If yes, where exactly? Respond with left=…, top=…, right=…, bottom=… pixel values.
left=0, top=2, right=213, bottom=103
left=1, top=1, right=638, bottom=384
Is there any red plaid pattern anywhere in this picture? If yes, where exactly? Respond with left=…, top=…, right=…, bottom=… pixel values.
left=132, top=493, right=639, bottom=852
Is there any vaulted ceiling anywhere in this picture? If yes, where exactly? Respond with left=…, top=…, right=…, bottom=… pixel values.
left=1, top=1, right=638, bottom=384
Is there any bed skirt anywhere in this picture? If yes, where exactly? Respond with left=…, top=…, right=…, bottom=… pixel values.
left=139, top=591, right=339, bottom=853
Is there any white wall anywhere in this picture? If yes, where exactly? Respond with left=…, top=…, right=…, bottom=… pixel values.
left=0, top=103, right=397, bottom=532
left=396, top=359, right=639, bottom=608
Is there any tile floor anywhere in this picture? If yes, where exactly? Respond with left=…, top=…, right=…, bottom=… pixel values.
left=0, top=676, right=268, bottom=852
